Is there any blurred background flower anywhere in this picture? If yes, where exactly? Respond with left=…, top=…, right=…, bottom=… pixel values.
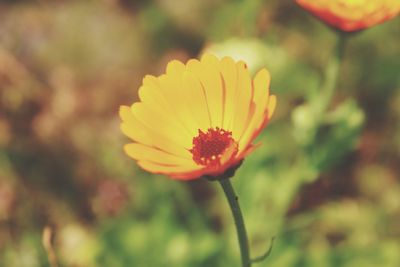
left=0, top=0, right=399, bottom=266
left=296, top=0, right=400, bottom=32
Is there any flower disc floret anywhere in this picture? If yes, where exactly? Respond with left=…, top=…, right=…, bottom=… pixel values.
left=191, top=128, right=238, bottom=167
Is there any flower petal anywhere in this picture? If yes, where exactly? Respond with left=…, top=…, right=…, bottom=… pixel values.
left=156, top=74, right=200, bottom=137
left=253, top=68, right=271, bottom=106
left=231, top=61, right=253, bottom=140
left=166, top=60, right=186, bottom=75
left=120, top=105, right=153, bottom=146
left=131, top=102, right=192, bottom=149
left=181, top=71, right=212, bottom=131
left=124, top=143, right=194, bottom=166
left=219, top=56, right=238, bottom=130
left=120, top=105, right=191, bottom=158
left=267, top=94, right=277, bottom=118
left=238, top=69, right=271, bottom=151
left=187, top=55, right=224, bottom=128
left=137, top=160, right=204, bottom=180
left=142, top=72, right=200, bottom=138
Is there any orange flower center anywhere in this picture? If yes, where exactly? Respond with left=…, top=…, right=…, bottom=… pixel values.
left=190, top=127, right=238, bottom=166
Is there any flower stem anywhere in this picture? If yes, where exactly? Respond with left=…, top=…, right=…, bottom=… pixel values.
left=219, top=179, right=251, bottom=267
left=317, top=32, right=347, bottom=116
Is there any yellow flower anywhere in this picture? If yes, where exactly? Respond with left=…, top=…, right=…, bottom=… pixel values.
left=296, top=0, right=400, bottom=32
left=120, top=54, right=276, bottom=180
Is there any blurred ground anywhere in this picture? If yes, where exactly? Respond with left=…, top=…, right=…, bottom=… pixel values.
left=0, top=0, right=399, bottom=266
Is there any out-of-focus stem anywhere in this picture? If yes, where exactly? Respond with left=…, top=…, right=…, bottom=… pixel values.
left=317, top=32, right=347, bottom=116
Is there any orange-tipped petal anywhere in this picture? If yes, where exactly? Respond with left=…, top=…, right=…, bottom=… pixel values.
left=137, top=160, right=204, bottom=180
left=124, top=143, right=195, bottom=166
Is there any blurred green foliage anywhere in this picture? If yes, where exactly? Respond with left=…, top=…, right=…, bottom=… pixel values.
left=0, top=0, right=399, bottom=266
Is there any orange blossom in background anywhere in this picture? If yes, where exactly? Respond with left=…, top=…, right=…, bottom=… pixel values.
left=296, top=0, right=400, bottom=32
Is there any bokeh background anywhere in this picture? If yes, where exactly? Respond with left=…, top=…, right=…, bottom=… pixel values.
left=0, top=0, right=399, bottom=266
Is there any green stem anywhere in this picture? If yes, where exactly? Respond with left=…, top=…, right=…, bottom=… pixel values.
left=219, top=179, right=251, bottom=267
left=317, top=32, right=347, bottom=116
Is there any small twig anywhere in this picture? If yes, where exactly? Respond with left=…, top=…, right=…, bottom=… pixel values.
left=250, top=237, right=275, bottom=264
left=42, top=226, right=59, bottom=267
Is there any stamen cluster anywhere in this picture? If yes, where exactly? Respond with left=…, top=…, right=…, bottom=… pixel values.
left=191, top=128, right=235, bottom=166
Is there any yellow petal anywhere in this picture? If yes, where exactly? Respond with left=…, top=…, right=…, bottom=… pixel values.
left=121, top=121, right=191, bottom=160
left=141, top=71, right=202, bottom=138
left=131, top=102, right=192, bottom=149
left=238, top=94, right=276, bottom=152
left=253, top=69, right=271, bottom=106
left=141, top=75, right=192, bottom=135
left=124, top=143, right=194, bottom=166
left=187, top=55, right=224, bottom=128
left=267, top=95, right=277, bottom=118
left=120, top=105, right=153, bottom=146
left=166, top=60, right=186, bottom=76
left=237, top=112, right=266, bottom=153
left=181, top=71, right=211, bottom=131
left=231, top=61, right=253, bottom=140
left=219, top=56, right=238, bottom=130
left=142, top=75, right=159, bottom=88
left=137, top=160, right=203, bottom=180
left=238, top=69, right=273, bottom=151
left=121, top=104, right=190, bottom=158
left=120, top=105, right=134, bottom=122
left=156, top=73, right=201, bottom=137
left=138, top=85, right=172, bottom=118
